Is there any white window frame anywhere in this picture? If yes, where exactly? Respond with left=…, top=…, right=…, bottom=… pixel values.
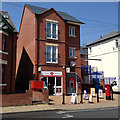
left=69, top=27, right=75, bottom=37
left=46, top=20, right=58, bottom=40
left=69, top=47, right=76, bottom=58
left=46, top=45, right=58, bottom=64
left=0, top=51, right=8, bottom=55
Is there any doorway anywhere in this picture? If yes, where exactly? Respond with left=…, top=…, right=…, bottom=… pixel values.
left=41, top=77, right=62, bottom=95
left=48, top=77, right=55, bottom=95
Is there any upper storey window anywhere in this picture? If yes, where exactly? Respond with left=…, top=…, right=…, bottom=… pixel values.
left=69, top=48, right=75, bottom=58
left=2, top=35, right=7, bottom=52
left=46, top=20, right=58, bottom=40
left=69, top=27, right=75, bottom=37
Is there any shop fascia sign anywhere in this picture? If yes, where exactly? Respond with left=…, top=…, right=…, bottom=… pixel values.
left=41, top=71, right=62, bottom=77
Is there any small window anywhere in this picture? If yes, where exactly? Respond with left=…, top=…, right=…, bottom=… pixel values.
left=2, top=35, right=7, bottom=52
left=115, top=40, right=118, bottom=48
left=69, top=27, right=75, bottom=36
left=69, top=48, right=75, bottom=58
left=90, top=47, right=92, bottom=53
left=2, top=64, right=5, bottom=84
left=46, top=45, right=58, bottom=63
left=46, top=22, right=58, bottom=39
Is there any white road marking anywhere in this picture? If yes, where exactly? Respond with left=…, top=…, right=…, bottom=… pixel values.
left=56, top=111, right=66, bottom=114
left=62, top=114, right=74, bottom=118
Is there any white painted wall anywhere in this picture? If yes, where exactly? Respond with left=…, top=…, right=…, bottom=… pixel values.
left=88, top=37, right=119, bottom=90
left=118, top=37, right=120, bottom=90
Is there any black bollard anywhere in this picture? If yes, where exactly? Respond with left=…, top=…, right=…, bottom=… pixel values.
left=111, top=90, right=113, bottom=101
left=80, top=92, right=83, bottom=103
left=62, top=93, right=65, bottom=104
left=97, top=90, right=99, bottom=102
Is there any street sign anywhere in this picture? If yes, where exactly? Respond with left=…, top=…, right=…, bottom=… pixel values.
left=99, top=89, right=103, bottom=98
left=38, top=67, right=41, bottom=71
left=66, top=67, right=70, bottom=73
left=71, top=93, right=78, bottom=104
left=90, top=88, right=96, bottom=97
left=88, top=94, right=93, bottom=103
left=84, top=90, right=88, bottom=100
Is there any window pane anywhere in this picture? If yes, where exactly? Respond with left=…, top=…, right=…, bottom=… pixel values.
left=2, top=35, right=6, bottom=52
left=72, top=28, right=75, bottom=36
left=2, top=64, right=5, bottom=84
left=46, top=46, right=51, bottom=62
left=70, top=49, right=72, bottom=57
left=52, top=46, right=57, bottom=62
left=73, top=49, right=75, bottom=57
left=69, top=28, right=71, bottom=35
left=52, top=23, right=57, bottom=38
left=56, top=88, right=61, bottom=94
left=56, top=77, right=61, bottom=86
left=47, top=22, right=51, bottom=38
left=41, top=77, right=47, bottom=87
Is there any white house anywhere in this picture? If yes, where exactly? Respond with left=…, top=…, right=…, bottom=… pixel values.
left=87, top=31, right=120, bottom=92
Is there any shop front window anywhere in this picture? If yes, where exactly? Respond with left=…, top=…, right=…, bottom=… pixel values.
left=41, top=77, right=47, bottom=88
left=56, top=88, right=61, bottom=94
left=56, top=77, right=61, bottom=86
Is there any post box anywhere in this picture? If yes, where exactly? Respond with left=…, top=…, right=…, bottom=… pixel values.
left=105, top=84, right=111, bottom=100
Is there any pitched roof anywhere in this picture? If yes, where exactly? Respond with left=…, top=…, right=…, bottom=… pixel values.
left=87, top=31, right=120, bottom=46
left=26, top=4, right=84, bottom=24
left=0, top=11, right=17, bottom=32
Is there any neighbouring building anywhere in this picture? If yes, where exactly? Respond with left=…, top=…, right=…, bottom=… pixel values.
left=16, top=4, right=84, bottom=95
left=80, top=47, right=88, bottom=66
left=0, top=11, right=17, bottom=93
left=87, top=31, right=120, bottom=92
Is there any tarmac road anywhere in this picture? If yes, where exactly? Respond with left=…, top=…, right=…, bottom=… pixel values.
left=2, top=106, right=120, bottom=119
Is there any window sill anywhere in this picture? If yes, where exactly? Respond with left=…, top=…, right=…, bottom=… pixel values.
left=69, top=35, right=76, bottom=37
left=69, top=57, right=77, bottom=59
left=0, top=51, right=8, bottom=55
left=46, top=62, right=58, bottom=64
left=0, top=84, right=7, bottom=87
left=46, top=37, right=58, bottom=40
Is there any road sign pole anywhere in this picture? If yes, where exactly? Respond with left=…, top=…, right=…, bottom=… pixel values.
left=80, top=91, right=83, bottom=103
left=62, top=93, right=65, bottom=104
left=97, top=90, right=99, bottom=102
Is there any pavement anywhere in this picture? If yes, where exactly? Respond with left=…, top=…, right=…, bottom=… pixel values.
left=1, top=93, right=120, bottom=114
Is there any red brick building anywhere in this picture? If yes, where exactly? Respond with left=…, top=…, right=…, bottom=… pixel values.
left=16, top=4, right=84, bottom=95
left=0, top=11, right=17, bottom=93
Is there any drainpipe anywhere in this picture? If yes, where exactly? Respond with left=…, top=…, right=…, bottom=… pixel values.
left=36, top=14, right=40, bottom=80
left=65, top=22, right=67, bottom=95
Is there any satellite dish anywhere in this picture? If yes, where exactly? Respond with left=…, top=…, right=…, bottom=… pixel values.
left=70, top=61, right=75, bottom=67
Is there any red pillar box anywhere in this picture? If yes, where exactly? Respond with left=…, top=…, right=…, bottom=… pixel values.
left=31, top=81, right=43, bottom=91
left=105, top=84, right=111, bottom=100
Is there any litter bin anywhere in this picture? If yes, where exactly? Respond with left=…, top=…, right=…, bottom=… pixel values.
left=105, top=84, right=112, bottom=100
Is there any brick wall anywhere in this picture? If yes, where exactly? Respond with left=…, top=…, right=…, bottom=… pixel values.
left=1, top=90, right=32, bottom=107
left=32, top=90, right=49, bottom=103
left=0, top=32, right=17, bottom=94
left=1, top=89, right=49, bottom=107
